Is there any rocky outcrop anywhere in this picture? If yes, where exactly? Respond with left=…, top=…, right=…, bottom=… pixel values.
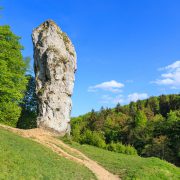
left=32, top=20, right=77, bottom=135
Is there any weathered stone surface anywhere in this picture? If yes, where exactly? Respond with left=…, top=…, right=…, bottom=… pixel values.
left=32, top=20, right=77, bottom=135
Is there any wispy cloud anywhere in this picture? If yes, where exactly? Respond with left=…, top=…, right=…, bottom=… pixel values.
left=127, top=93, right=148, bottom=102
left=159, top=61, right=180, bottom=71
left=100, top=94, right=124, bottom=104
left=100, top=92, right=148, bottom=105
left=88, top=80, right=124, bottom=93
left=153, top=61, right=180, bottom=89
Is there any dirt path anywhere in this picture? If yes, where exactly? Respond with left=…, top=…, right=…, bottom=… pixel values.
left=0, top=125, right=120, bottom=180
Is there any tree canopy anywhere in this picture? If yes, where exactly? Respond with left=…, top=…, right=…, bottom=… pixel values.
left=0, top=25, right=28, bottom=126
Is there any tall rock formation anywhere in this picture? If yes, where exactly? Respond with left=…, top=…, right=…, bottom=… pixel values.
left=32, top=20, right=77, bottom=135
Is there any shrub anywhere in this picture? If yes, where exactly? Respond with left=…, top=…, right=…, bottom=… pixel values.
left=80, top=130, right=106, bottom=148
left=125, top=144, right=138, bottom=155
left=61, top=133, right=73, bottom=145
left=107, top=142, right=137, bottom=155
left=0, top=102, right=21, bottom=127
left=71, top=124, right=81, bottom=142
left=107, top=142, right=117, bottom=152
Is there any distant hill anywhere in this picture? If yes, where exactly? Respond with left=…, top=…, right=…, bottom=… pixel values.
left=70, top=94, right=180, bottom=166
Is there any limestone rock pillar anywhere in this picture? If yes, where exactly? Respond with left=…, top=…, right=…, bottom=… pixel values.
left=32, top=20, right=77, bottom=135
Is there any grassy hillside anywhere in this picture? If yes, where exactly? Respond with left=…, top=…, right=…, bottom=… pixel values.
left=0, top=128, right=96, bottom=180
left=62, top=140, right=180, bottom=180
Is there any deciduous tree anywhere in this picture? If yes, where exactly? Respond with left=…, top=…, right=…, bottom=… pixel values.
left=0, top=25, right=27, bottom=126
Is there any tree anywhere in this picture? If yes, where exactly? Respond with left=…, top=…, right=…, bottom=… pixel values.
left=135, top=111, right=147, bottom=127
left=147, top=97, right=160, bottom=114
left=17, top=75, right=37, bottom=129
left=0, top=25, right=27, bottom=126
left=169, top=94, right=180, bottom=110
left=159, top=95, right=170, bottom=117
left=167, top=110, right=179, bottom=123
left=142, top=136, right=174, bottom=160
left=88, top=109, right=97, bottom=131
left=115, top=103, right=122, bottom=113
left=137, top=100, right=144, bottom=110
left=129, top=102, right=137, bottom=118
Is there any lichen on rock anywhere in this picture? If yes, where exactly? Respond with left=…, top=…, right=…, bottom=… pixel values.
left=32, top=20, right=77, bottom=135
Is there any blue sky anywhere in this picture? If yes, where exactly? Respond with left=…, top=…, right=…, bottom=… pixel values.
left=1, top=0, right=180, bottom=116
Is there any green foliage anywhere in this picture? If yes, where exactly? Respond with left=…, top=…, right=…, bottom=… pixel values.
left=17, top=75, right=37, bottom=129
left=71, top=94, right=180, bottom=166
left=60, top=133, right=73, bottom=145
left=135, top=110, right=147, bottom=127
left=71, top=123, right=81, bottom=142
left=80, top=130, right=106, bottom=148
left=159, top=95, right=170, bottom=117
left=147, top=96, right=160, bottom=114
left=0, top=25, right=28, bottom=126
left=142, top=135, right=174, bottom=161
left=0, top=128, right=96, bottom=179
left=152, top=114, right=164, bottom=122
left=62, top=32, right=70, bottom=44
left=0, top=102, right=21, bottom=126
left=107, top=142, right=137, bottom=155
left=167, top=110, right=180, bottom=123
left=61, top=32, right=75, bottom=57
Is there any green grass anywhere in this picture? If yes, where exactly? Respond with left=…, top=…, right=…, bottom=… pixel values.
left=0, top=128, right=96, bottom=180
left=63, top=141, right=180, bottom=180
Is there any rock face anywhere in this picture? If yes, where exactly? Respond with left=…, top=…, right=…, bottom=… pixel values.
left=32, top=20, right=77, bottom=135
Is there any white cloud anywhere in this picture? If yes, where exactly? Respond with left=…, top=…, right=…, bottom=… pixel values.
left=88, top=80, right=124, bottom=93
left=100, top=94, right=124, bottom=104
left=164, top=61, right=180, bottom=70
left=100, top=93, right=149, bottom=104
left=128, top=93, right=148, bottom=102
left=153, top=61, right=180, bottom=89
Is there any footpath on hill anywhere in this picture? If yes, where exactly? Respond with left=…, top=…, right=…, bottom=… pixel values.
left=0, top=124, right=119, bottom=180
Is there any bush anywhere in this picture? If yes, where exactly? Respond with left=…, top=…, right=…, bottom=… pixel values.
left=61, top=134, right=73, bottom=145
left=80, top=130, right=106, bottom=148
left=0, top=102, right=21, bottom=127
left=107, top=142, right=118, bottom=152
left=71, top=124, right=81, bottom=142
left=125, top=144, right=138, bottom=155
left=107, top=142, right=137, bottom=155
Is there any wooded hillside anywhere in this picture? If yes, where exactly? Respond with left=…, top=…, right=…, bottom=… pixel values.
left=71, top=94, right=180, bottom=166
